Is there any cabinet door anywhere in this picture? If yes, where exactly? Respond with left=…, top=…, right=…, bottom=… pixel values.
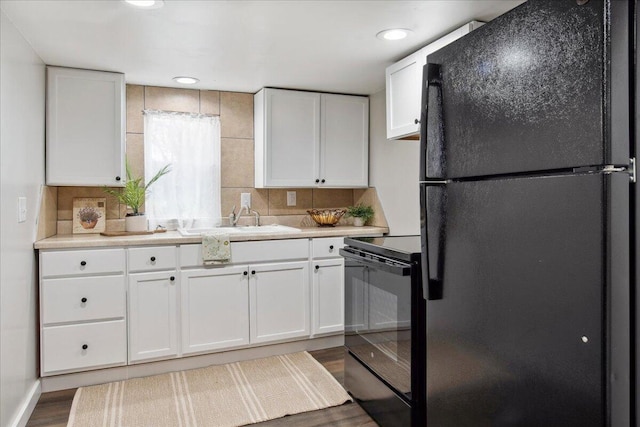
left=311, top=258, right=345, bottom=336
left=128, top=271, right=178, bottom=362
left=386, top=49, right=425, bottom=140
left=320, top=94, right=369, bottom=187
left=181, top=266, right=249, bottom=355
left=46, top=66, right=125, bottom=186
left=385, top=22, right=483, bottom=140
left=256, top=88, right=320, bottom=187
left=249, top=261, right=310, bottom=343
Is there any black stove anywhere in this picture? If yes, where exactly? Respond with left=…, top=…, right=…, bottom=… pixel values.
left=340, top=235, right=425, bottom=427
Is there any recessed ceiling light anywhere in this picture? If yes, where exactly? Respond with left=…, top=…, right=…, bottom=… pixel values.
left=172, top=76, right=199, bottom=85
left=124, top=0, right=164, bottom=9
left=376, top=29, right=412, bottom=41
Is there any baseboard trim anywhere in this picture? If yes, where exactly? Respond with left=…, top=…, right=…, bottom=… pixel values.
left=10, top=379, right=41, bottom=427
left=42, top=335, right=344, bottom=392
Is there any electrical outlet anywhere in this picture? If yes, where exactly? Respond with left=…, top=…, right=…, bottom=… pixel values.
left=18, top=197, right=27, bottom=223
left=241, top=192, right=251, bottom=209
left=287, top=191, right=296, bottom=206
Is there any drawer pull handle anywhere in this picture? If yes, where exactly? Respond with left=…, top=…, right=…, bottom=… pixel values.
left=80, top=261, right=87, bottom=266
left=329, top=245, right=334, bottom=250
left=81, top=297, right=87, bottom=303
left=315, top=265, right=320, bottom=270
left=251, top=270, right=256, bottom=275
left=243, top=271, right=248, bottom=276
left=82, top=344, right=88, bottom=350
left=315, top=179, right=320, bottom=183
left=150, top=256, right=156, bottom=262
left=321, top=179, right=326, bottom=184
left=170, top=276, right=175, bottom=281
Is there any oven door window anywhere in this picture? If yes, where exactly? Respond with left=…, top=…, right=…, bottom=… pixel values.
left=345, top=257, right=413, bottom=399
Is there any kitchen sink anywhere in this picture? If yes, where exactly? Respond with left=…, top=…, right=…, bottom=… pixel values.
left=178, top=225, right=301, bottom=236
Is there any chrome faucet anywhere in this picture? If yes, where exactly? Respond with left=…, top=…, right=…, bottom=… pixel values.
left=250, top=209, right=260, bottom=226
left=229, top=205, right=260, bottom=226
left=229, top=205, right=249, bottom=226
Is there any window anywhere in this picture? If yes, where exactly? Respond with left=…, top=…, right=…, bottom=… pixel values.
left=143, top=110, right=221, bottom=229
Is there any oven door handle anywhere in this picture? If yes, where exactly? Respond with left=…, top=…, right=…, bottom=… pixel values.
left=339, top=248, right=412, bottom=276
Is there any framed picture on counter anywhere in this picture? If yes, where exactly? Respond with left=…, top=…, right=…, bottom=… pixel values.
left=72, top=197, right=106, bottom=234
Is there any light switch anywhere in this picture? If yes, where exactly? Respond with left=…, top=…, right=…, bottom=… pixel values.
left=18, top=197, right=27, bottom=223
left=241, top=192, right=251, bottom=209
left=287, top=191, right=296, bottom=206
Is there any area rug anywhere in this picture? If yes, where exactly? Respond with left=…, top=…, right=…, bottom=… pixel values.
left=67, top=351, right=351, bottom=427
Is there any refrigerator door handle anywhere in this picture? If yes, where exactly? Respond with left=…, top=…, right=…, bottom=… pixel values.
left=420, top=182, right=445, bottom=300
left=419, top=63, right=443, bottom=181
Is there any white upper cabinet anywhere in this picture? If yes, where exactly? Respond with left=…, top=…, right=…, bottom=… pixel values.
left=320, top=94, right=369, bottom=187
left=46, top=66, right=125, bottom=186
left=386, top=21, right=484, bottom=140
left=255, top=88, right=321, bottom=188
left=255, top=88, right=369, bottom=188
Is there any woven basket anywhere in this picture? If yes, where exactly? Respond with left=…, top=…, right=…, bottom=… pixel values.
left=307, top=208, right=346, bottom=227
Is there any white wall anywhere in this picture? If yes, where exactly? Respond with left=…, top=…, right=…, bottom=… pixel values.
left=369, top=90, right=420, bottom=236
left=0, top=10, right=45, bottom=427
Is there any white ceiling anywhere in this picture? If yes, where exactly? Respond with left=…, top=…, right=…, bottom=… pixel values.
left=0, top=0, right=524, bottom=95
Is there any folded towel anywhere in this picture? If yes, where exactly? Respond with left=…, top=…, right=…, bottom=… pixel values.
left=202, top=231, right=231, bottom=265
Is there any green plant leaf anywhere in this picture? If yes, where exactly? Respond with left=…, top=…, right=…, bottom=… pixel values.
left=103, top=160, right=171, bottom=214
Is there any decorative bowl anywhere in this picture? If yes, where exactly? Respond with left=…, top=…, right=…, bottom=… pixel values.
left=307, top=208, right=347, bottom=227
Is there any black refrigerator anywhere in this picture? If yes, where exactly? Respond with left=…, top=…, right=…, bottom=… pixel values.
left=418, top=0, right=635, bottom=426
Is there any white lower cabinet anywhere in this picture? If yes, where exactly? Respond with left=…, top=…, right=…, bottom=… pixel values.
left=38, top=237, right=350, bottom=375
left=181, top=266, right=250, bottom=355
left=39, top=248, right=127, bottom=376
left=128, top=271, right=178, bottom=362
left=311, top=258, right=345, bottom=336
left=42, top=320, right=127, bottom=373
left=250, top=261, right=310, bottom=344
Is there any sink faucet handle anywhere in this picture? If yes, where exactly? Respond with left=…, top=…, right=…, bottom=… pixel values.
left=230, top=205, right=237, bottom=215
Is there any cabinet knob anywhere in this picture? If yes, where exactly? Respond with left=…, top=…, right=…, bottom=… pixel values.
left=315, top=179, right=320, bottom=183
left=115, top=176, right=121, bottom=181
left=150, top=256, right=156, bottom=262
left=329, top=245, right=334, bottom=250
left=251, top=270, right=256, bottom=275
left=82, top=344, right=88, bottom=350
left=414, top=118, right=420, bottom=125
left=80, top=261, right=87, bottom=266
left=321, top=179, right=326, bottom=184
left=243, top=271, right=248, bottom=276
left=169, top=276, right=175, bottom=281
left=315, top=265, right=320, bottom=270
left=81, top=297, right=87, bottom=303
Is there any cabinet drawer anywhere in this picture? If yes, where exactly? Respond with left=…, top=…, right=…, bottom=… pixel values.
left=180, top=239, right=309, bottom=267
left=41, top=248, right=125, bottom=278
left=129, top=246, right=177, bottom=272
left=42, top=275, right=125, bottom=324
left=42, top=320, right=126, bottom=375
left=311, top=237, right=345, bottom=258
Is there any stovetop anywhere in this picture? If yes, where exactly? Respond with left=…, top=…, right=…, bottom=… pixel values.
left=343, top=235, right=421, bottom=262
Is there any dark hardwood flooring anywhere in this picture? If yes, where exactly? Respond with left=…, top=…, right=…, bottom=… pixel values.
left=26, top=347, right=378, bottom=427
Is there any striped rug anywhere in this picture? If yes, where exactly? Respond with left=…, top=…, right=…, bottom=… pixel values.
left=67, top=352, right=351, bottom=427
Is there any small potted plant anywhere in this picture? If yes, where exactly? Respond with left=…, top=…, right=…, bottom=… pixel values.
left=346, top=203, right=374, bottom=227
left=104, top=162, right=171, bottom=232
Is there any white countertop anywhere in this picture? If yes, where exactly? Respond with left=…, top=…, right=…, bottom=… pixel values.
left=34, top=225, right=389, bottom=250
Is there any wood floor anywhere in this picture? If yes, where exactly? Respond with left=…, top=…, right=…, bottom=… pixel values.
left=26, top=347, right=378, bottom=427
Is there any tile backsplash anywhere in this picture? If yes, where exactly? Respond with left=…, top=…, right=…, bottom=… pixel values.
left=53, top=84, right=387, bottom=233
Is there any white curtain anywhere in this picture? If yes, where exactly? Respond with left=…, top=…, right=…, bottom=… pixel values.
left=144, top=110, right=221, bottom=230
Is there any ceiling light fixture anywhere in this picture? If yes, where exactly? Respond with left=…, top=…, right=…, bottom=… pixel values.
left=376, top=29, right=412, bottom=41
left=172, top=76, right=199, bottom=85
left=123, top=0, right=164, bottom=9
